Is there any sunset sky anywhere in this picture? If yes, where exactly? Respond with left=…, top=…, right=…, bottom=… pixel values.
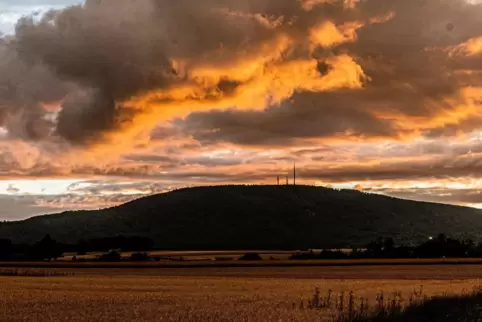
left=2, top=0, right=482, bottom=219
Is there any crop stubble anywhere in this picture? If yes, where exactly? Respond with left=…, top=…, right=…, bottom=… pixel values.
left=0, top=266, right=480, bottom=321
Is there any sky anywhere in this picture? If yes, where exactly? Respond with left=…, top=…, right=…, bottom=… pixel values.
left=2, top=0, right=482, bottom=219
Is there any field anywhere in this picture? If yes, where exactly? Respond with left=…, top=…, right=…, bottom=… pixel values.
left=1, top=265, right=482, bottom=321
left=58, top=250, right=300, bottom=262
left=7, top=257, right=482, bottom=269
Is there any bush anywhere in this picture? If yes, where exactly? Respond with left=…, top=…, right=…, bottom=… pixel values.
left=130, top=252, right=150, bottom=261
left=238, top=252, right=262, bottom=261
left=98, top=250, right=121, bottom=262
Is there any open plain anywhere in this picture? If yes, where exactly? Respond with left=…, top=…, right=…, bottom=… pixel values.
left=1, top=265, right=482, bottom=321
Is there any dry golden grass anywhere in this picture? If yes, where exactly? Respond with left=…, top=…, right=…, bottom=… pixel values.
left=0, top=269, right=480, bottom=321
left=0, top=268, right=73, bottom=277
left=4, top=264, right=482, bottom=280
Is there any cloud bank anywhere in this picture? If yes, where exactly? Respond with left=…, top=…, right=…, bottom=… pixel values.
left=2, top=0, right=482, bottom=216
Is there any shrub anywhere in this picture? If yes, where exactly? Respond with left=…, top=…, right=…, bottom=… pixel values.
left=295, top=284, right=482, bottom=322
left=98, top=250, right=121, bottom=261
left=130, top=252, right=150, bottom=261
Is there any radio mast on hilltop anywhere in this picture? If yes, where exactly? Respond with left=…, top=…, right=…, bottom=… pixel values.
left=276, top=163, right=296, bottom=186
left=293, top=162, right=296, bottom=186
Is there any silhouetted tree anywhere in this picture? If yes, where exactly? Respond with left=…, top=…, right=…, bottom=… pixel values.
left=319, top=249, right=348, bottom=259
left=413, top=233, right=470, bottom=258
left=383, top=237, right=395, bottom=251
left=365, top=237, right=384, bottom=258
left=77, top=239, right=88, bottom=255
left=0, top=238, right=13, bottom=260
left=437, top=233, right=448, bottom=243
left=31, top=235, right=63, bottom=261
left=98, top=250, right=121, bottom=261
left=130, top=252, right=150, bottom=261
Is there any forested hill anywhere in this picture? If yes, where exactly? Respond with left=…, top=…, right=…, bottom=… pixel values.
left=1, top=185, right=482, bottom=249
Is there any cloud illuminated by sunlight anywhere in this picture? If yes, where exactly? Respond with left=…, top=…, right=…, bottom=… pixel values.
left=3, top=0, right=482, bottom=218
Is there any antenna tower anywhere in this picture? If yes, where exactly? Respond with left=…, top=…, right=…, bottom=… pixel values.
left=293, top=162, right=296, bottom=186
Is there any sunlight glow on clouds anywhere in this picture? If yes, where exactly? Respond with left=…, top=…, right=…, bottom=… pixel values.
left=0, top=179, right=82, bottom=195
left=3, top=0, right=482, bottom=219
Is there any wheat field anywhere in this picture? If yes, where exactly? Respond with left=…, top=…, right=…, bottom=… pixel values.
left=0, top=266, right=480, bottom=321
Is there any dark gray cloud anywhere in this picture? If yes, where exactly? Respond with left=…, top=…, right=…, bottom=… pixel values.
left=1, top=0, right=481, bottom=149
left=0, top=37, right=73, bottom=141
left=178, top=91, right=399, bottom=146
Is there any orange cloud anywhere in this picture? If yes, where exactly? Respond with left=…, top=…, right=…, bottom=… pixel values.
left=449, top=36, right=482, bottom=57
left=353, top=184, right=364, bottom=191
left=310, top=21, right=363, bottom=48
left=5, top=0, right=482, bottom=216
left=301, top=0, right=360, bottom=11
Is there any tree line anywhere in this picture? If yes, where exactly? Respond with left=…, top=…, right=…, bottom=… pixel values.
left=290, top=234, right=482, bottom=260
left=0, top=235, right=155, bottom=261
left=1, top=233, right=482, bottom=261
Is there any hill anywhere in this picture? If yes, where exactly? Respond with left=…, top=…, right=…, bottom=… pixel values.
left=1, top=185, right=482, bottom=249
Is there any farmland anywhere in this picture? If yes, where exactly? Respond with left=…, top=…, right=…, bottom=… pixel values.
left=1, top=265, right=482, bottom=321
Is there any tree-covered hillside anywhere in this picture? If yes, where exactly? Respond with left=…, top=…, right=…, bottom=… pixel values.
left=1, top=185, right=481, bottom=249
